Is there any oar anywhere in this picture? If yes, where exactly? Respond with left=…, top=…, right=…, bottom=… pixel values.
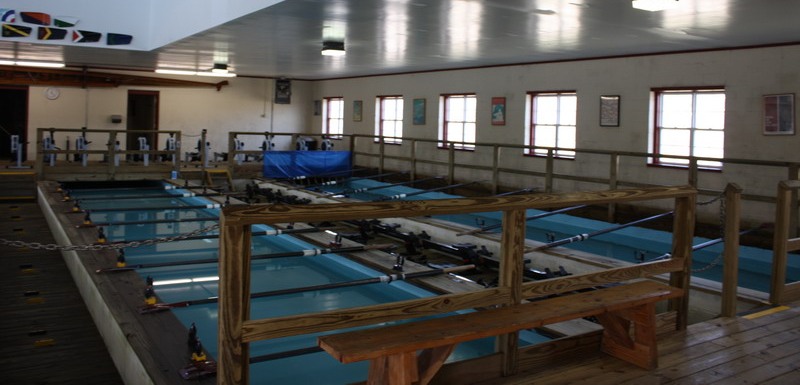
left=374, top=181, right=484, bottom=201
left=139, top=264, right=474, bottom=314
left=250, top=347, right=324, bottom=364
left=60, top=185, right=179, bottom=194
left=68, top=203, right=223, bottom=213
left=646, top=224, right=769, bottom=262
left=96, top=243, right=395, bottom=273
left=78, top=216, right=219, bottom=228
left=494, top=188, right=536, bottom=197
left=456, top=204, right=587, bottom=236
left=286, top=171, right=407, bottom=191
left=324, top=176, right=445, bottom=198
left=106, top=226, right=326, bottom=245
left=278, top=168, right=366, bottom=183
left=535, top=211, right=675, bottom=251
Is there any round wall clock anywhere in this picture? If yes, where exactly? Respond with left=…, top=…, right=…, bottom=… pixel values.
left=45, top=87, right=60, bottom=100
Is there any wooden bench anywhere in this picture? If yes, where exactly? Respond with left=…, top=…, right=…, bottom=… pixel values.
left=318, top=280, right=683, bottom=385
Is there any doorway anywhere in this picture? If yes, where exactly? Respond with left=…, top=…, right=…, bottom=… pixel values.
left=0, top=87, right=29, bottom=161
left=126, top=90, right=159, bottom=161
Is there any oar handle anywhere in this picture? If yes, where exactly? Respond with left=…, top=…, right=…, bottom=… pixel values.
left=537, top=211, right=674, bottom=251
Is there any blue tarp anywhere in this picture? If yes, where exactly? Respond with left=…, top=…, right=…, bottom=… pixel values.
left=262, top=151, right=352, bottom=178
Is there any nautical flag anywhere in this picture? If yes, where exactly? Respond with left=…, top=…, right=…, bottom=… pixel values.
left=54, top=16, right=78, bottom=28
left=73, top=30, right=101, bottom=43
left=19, top=12, right=50, bottom=26
left=2, top=24, right=31, bottom=37
left=106, top=33, right=133, bottom=46
left=0, top=9, right=15, bottom=23
left=38, top=26, right=67, bottom=40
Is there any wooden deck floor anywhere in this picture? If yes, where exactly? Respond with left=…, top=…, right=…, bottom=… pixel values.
left=0, top=201, right=123, bottom=385
left=476, top=302, right=800, bottom=385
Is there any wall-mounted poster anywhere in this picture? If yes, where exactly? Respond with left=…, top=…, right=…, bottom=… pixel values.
left=413, top=98, right=426, bottom=125
left=491, top=97, right=506, bottom=125
left=764, top=94, right=795, bottom=135
left=275, top=79, right=291, bottom=104
left=600, top=95, right=620, bottom=127
left=353, top=100, right=363, bottom=121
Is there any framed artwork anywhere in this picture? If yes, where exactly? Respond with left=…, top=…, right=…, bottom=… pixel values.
left=313, top=100, right=321, bottom=116
left=763, top=94, right=795, bottom=135
left=491, top=97, right=506, bottom=125
left=413, top=98, right=426, bottom=125
left=600, top=95, right=620, bottom=127
left=275, top=79, right=291, bottom=104
left=353, top=100, right=363, bottom=122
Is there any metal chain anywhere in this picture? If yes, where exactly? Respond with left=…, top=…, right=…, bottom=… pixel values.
left=691, top=193, right=727, bottom=273
left=0, top=224, right=220, bottom=251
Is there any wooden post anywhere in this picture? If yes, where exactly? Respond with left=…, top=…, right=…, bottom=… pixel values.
left=688, top=158, right=698, bottom=187
left=217, top=217, right=253, bottom=385
left=349, top=135, right=356, bottom=169
left=491, top=145, right=499, bottom=195
left=668, top=192, right=696, bottom=330
left=545, top=149, right=554, bottom=193
left=379, top=137, right=385, bottom=174
left=410, top=139, right=417, bottom=181
left=788, top=164, right=799, bottom=237
left=720, top=183, right=742, bottom=317
left=34, top=128, right=44, bottom=180
left=175, top=131, right=183, bottom=173
left=770, top=181, right=795, bottom=304
left=448, top=143, right=455, bottom=185
left=107, top=131, right=117, bottom=179
left=227, top=131, right=236, bottom=170
left=608, top=153, right=620, bottom=222
left=498, top=209, right=525, bottom=376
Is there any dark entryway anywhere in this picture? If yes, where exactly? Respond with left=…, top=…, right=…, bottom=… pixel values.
left=0, top=87, right=28, bottom=161
left=126, top=90, right=159, bottom=161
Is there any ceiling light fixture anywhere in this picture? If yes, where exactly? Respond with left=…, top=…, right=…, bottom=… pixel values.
left=321, top=40, right=346, bottom=56
left=0, top=60, right=65, bottom=68
left=155, top=68, right=236, bottom=77
left=631, top=0, right=679, bottom=12
left=211, top=63, right=228, bottom=73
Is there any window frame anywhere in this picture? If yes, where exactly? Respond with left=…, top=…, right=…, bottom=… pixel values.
left=439, top=93, right=477, bottom=151
left=323, top=96, right=344, bottom=139
left=525, top=90, right=578, bottom=159
left=375, top=95, right=404, bottom=145
left=650, top=86, right=726, bottom=170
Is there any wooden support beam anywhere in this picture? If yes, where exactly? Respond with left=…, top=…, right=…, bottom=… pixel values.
left=721, top=183, right=742, bottom=317
left=0, top=65, right=228, bottom=90
left=498, top=209, right=526, bottom=376
left=217, top=219, right=252, bottom=385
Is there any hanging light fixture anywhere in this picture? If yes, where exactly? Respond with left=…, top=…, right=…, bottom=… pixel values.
left=211, top=63, right=228, bottom=73
left=321, top=40, right=345, bottom=56
left=632, top=0, right=680, bottom=12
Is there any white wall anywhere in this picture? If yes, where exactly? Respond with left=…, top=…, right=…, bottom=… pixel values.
left=310, top=45, right=800, bottom=223
left=26, top=75, right=311, bottom=157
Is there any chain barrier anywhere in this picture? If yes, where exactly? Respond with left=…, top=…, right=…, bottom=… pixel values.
left=691, top=190, right=727, bottom=273
left=0, top=224, right=220, bottom=252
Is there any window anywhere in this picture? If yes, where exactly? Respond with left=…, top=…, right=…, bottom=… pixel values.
left=439, top=93, right=476, bottom=150
left=652, top=88, right=725, bottom=169
left=526, top=91, right=577, bottom=158
left=376, top=96, right=404, bottom=144
left=323, top=97, right=344, bottom=138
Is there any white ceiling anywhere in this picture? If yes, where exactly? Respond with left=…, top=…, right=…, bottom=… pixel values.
left=1, top=0, right=800, bottom=80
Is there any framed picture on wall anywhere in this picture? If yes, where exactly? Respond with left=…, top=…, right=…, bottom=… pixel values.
left=599, top=95, right=620, bottom=127
left=763, top=94, right=795, bottom=135
left=353, top=100, right=363, bottom=122
left=313, top=100, right=321, bottom=116
left=413, top=98, right=426, bottom=125
left=491, top=97, right=506, bottom=125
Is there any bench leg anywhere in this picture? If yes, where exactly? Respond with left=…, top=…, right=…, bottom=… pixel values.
left=596, top=302, right=659, bottom=369
left=367, top=352, right=418, bottom=385
left=417, top=344, right=456, bottom=385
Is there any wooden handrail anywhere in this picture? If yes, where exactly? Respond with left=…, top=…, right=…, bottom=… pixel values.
left=217, top=185, right=697, bottom=384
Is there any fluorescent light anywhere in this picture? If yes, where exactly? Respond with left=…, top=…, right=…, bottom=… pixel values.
left=153, top=278, right=192, bottom=286
left=191, top=276, right=219, bottom=283
left=211, top=63, right=228, bottom=73
left=156, top=68, right=236, bottom=77
left=321, top=41, right=346, bottom=56
left=0, top=60, right=65, bottom=68
left=632, top=0, right=679, bottom=11
left=155, top=69, right=197, bottom=76
left=196, top=71, right=236, bottom=78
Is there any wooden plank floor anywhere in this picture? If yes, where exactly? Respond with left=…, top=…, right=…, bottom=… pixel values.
left=0, top=201, right=123, bottom=385
left=475, top=303, right=800, bottom=385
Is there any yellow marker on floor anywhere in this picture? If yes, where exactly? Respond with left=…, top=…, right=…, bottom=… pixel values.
left=26, top=297, right=45, bottom=304
left=742, top=305, right=791, bottom=320
left=34, top=338, right=56, bottom=347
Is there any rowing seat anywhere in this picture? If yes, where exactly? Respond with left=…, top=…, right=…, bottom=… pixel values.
left=318, top=280, right=683, bottom=385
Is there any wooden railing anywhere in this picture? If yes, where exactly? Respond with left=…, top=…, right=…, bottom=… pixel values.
left=217, top=185, right=697, bottom=384
left=770, top=180, right=800, bottom=304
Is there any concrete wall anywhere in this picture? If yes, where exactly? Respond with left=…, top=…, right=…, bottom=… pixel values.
left=26, top=75, right=311, bottom=158
left=310, top=45, right=800, bottom=223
